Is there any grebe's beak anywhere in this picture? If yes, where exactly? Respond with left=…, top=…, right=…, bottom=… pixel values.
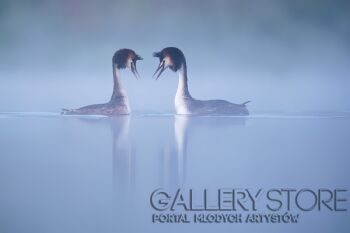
left=152, top=52, right=166, bottom=80
left=131, top=55, right=143, bottom=79
left=152, top=60, right=166, bottom=80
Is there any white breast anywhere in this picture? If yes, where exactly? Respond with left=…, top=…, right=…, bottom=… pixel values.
left=175, top=95, right=191, bottom=114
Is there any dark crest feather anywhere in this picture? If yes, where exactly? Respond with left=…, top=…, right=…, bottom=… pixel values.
left=153, top=52, right=161, bottom=58
left=112, top=48, right=139, bottom=69
left=153, top=47, right=186, bottom=72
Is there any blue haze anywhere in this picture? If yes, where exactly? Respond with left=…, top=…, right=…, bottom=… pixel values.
left=0, top=1, right=349, bottom=233
left=0, top=0, right=349, bottom=113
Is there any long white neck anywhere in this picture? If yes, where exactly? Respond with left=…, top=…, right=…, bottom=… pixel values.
left=111, top=64, right=127, bottom=101
left=175, top=63, right=192, bottom=99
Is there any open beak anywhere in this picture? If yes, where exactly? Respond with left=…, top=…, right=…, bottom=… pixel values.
left=131, top=62, right=140, bottom=79
left=131, top=55, right=142, bottom=79
left=152, top=60, right=166, bottom=80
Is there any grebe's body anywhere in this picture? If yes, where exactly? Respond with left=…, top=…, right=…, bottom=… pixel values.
left=62, top=49, right=142, bottom=116
left=175, top=97, right=250, bottom=115
left=64, top=97, right=130, bottom=115
left=153, top=47, right=249, bottom=116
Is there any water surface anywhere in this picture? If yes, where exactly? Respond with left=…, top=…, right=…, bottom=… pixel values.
left=0, top=112, right=349, bottom=233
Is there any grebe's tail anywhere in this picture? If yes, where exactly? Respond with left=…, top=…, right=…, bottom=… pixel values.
left=241, top=101, right=251, bottom=106
left=61, top=108, right=76, bottom=115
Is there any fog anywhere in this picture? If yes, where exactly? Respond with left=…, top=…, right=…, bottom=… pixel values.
left=0, top=0, right=349, bottom=113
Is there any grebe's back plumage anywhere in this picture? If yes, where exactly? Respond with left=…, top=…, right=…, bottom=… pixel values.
left=62, top=49, right=142, bottom=116
left=61, top=98, right=130, bottom=115
left=153, top=47, right=249, bottom=116
left=182, top=99, right=250, bottom=115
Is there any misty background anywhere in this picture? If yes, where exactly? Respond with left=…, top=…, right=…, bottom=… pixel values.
left=0, top=0, right=349, bottom=113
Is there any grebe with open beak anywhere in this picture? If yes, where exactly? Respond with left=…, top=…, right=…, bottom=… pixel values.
left=153, top=47, right=250, bottom=116
left=62, top=49, right=142, bottom=116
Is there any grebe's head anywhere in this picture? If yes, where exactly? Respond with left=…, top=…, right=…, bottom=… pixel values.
left=113, top=49, right=143, bottom=79
left=152, top=47, right=186, bottom=80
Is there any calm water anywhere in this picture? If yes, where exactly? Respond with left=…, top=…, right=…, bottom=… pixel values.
left=0, top=112, right=349, bottom=233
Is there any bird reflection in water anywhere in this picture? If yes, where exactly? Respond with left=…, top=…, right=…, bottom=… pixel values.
left=108, top=116, right=134, bottom=206
left=162, top=115, right=246, bottom=189
left=76, top=115, right=246, bottom=207
left=76, top=116, right=134, bottom=209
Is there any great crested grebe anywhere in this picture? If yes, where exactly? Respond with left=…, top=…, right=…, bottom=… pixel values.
left=153, top=47, right=250, bottom=116
left=62, top=49, right=142, bottom=116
